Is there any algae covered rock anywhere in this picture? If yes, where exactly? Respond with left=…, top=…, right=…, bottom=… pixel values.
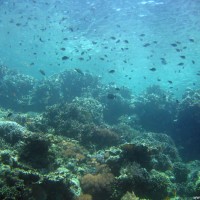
left=43, top=97, right=104, bottom=139
left=173, top=162, right=189, bottom=183
left=175, top=89, right=200, bottom=160
left=121, top=191, right=139, bottom=200
left=80, top=172, right=115, bottom=200
left=19, top=133, right=53, bottom=169
left=133, top=85, right=177, bottom=133
left=0, top=66, right=35, bottom=110
left=32, top=171, right=74, bottom=200
left=0, top=121, right=28, bottom=144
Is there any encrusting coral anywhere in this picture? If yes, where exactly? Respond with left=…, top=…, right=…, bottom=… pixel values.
left=81, top=173, right=115, bottom=199
left=0, top=68, right=200, bottom=199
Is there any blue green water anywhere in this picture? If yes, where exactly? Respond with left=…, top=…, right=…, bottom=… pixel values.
left=0, top=0, right=199, bottom=97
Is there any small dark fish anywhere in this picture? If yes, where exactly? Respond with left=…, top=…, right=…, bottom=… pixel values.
left=176, top=49, right=181, bottom=52
left=39, top=38, right=44, bottom=42
left=68, top=27, right=74, bottom=32
left=140, top=34, right=145, bottom=37
left=177, top=62, right=184, bottom=66
left=74, top=68, right=84, bottom=75
left=160, top=58, right=167, bottom=65
left=115, top=87, right=120, bottom=91
left=110, top=36, right=116, bottom=40
left=107, top=93, right=116, bottom=99
left=116, top=39, right=120, bottom=43
left=171, top=43, right=177, bottom=47
left=192, top=60, right=195, bottom=64
left=79, top=57, right=84, bottom=61
left=189, top=38, right=194, bottom=42
left=149, top=67, right=156, bottom=71
left=63, top=38, right=68, bottom=40
left=62, top=56, right=69, bottom=60
left=168, top=80, right=173, bottom=84
left=157, top=78, right=161, bottom=81
left=7, top=112, right=13, bottom=118
left=60, top=47, right=66, bottom=51
left=176, top=100, right=179, bottom=104
left=180, top=55, right=186, bottom=59
left=143, top=43, right=150, bottom=47
left=92, top=41, right=97, bottom=45
left=144, top=76, right=146, bottom=79
left=39, top=69, right=45, bottom=76
left=124, top=40, right=129, bottom=43
left=109, top=70, right=115, bottom=73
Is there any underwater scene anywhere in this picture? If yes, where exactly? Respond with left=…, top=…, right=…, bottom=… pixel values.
left=0, top=0, right=200, bottom=199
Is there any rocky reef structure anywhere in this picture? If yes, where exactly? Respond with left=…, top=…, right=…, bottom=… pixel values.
left=132, top=85, right=177, bottom=133
left=42, top=99, right=122, bottom=149
left=174, top=89, right=200, bottom=160
left=0, top=66, right=35, bottom=110
left=27, top=70, right=102, bottom=111
left=0, top=67, right=200, bottom=199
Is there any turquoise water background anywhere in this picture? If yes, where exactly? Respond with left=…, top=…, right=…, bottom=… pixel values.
left=0, top=0, right=199, bottom=97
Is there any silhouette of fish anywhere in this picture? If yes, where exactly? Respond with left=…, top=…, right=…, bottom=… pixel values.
left=39, top=69, right=45, bottom=76
left=108, top=70, right=115, bottom=73
left=149, top=68, right=156, bottom=71
left=74, top=68, right=84, bottom=75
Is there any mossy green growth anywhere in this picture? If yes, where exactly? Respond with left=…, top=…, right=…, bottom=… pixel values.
left=70, top=177, right=82, bottom=197
left=149, top=169, right=176, bottom=199
left=195, top=172, right=200, bottom=194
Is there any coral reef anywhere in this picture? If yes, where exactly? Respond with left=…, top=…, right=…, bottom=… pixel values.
left=42, top=98, right=103, bottom=138
left=76, top=194, right=93, bottom=200
left=120, top=191, right=139, bottom=200
left=21, top=70, right=102, bottom=112
left=81, top=126, right=121, bottom=149
left=0, top=66, right=35, bottom=111
left=103, top=132, right=180, bottom=199
left=0, top=121, right=28, bottom=144
left=42, top=100, right=121, bottom=148
left=173, top=162, right=189, bottom=183
left=0, top=67, right=200, bottom=199
left=175, top=89, right=200, bottom=160
left=81, top=173, right=115, bottom=200
left=133, top=85, right=177, bottom=133
left=19, top=133, right=53, bottom=169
